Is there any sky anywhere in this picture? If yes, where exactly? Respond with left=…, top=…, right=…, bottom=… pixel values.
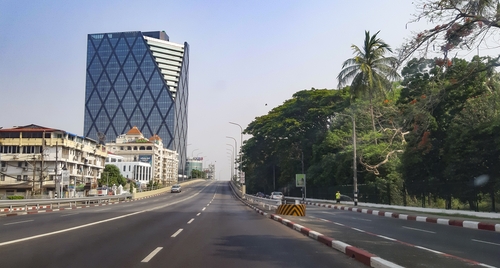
left=0, top=0, right=427, bottom=181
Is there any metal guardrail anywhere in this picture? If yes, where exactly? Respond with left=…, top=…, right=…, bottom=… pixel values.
left=245, top=195, right=282, bottom=210
left=0, top=194, right=132, bottom=213
left=285, top=196, right=500, bottom=219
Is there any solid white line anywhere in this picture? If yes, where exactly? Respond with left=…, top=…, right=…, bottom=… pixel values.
left=141, top=247, right=163, bottom=263
left=0, top=184, right=210, bottom=247
left=188, top=218, right=194, bottom=224
left=196, top=213, right=201, bottom=216
left=352, top=228, right=365, bottom=233
left=202, top=207, right=206, bottom=211
left=403, top=226, right=436, bottom=234
left=377, top=235, right=397, bottom=241
left=415, top=246, right=443, bottom=254
left=4, top=220, right=34, bottom=226
left=351, top=217, right=372, bottom=222
left=171, top=229, right=183, bottom=237
left=472, top=239, right=500, bottom=246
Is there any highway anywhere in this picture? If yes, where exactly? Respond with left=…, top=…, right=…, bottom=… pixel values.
left=0, top=181, right=363, bottom=268
left=273, top=204, right=500, bottom=267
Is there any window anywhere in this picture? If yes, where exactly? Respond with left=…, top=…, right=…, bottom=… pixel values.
left=16, top=175, right=21, bottom=181
left=23, top=175, right=28, bottom=181
left=123, top=166, right=126, bottom=172
left=18, top=162, right=22, bottom=167
left=0, top=175, right=4, bottom=181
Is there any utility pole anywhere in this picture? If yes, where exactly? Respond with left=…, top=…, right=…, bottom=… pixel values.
left=30, top=155, right=36, bottom=196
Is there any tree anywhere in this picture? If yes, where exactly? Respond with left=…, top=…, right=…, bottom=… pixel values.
left=98, top=164, right=127, bottom=187
left=401, top=0, right=500, bottom=65
left=398, top=56, right=499, bottom=207
left=337, top=31, right=400, bottom=141
left=243, top=88, right=348, bottom=193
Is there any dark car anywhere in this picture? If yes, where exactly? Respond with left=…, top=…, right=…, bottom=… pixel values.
left=255, top=192, right=265, bottom=198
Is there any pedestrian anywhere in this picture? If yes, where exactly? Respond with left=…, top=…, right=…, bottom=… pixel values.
left=336, top=191, right=341, bottom=204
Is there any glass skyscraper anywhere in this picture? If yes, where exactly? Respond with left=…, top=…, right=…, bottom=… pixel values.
left=83, top=31, right=188, bottom=174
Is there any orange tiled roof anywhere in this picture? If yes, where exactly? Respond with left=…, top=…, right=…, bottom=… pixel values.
left=126, top=126, right=142, bottom=135
left=149, top=134, right=162, bottom=141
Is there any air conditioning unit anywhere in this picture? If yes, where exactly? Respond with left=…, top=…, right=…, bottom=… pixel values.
left=13, top=155, right=19, bottom=159
left=0, top=167, right=6, bottom=172
left=23, top=167, right=28, bottom=171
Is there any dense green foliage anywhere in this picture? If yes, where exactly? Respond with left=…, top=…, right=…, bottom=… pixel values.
left=7, top=195, right=24, bottom=200
left=98, top=164, right=127, bottom=187
left=241, top=1, right=500, bottom=211
left=242, top=56, right=500, bottom=211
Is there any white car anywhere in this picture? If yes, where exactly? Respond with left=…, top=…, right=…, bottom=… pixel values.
left=270, top=191, right=284, bottom=200
left=171, top=184, right=182, bottom=193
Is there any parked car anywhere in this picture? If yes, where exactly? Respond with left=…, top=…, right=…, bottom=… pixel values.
left=171, top=184, right=182, bottom=193
left=255, top=192, right=265, bottom=198
left=270, top=191, right=284, bottom=200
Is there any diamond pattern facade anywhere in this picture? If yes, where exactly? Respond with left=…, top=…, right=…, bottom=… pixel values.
left=83, top=31, right=189, bottom=174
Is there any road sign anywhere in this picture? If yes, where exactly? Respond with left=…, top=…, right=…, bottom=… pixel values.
left=296, top=174, right=305, bottom=187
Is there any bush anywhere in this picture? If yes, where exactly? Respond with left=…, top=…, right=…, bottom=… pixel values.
left=7, top=195, right=24, bottom=200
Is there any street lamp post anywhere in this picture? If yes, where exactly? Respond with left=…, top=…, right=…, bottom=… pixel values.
left=226, top=144, right=234, bottom=181
left=229, top=122, right=245, bottom=195
left=334, top=112, right=358, bottom=206
left=226, top=136, right=237, bottom=182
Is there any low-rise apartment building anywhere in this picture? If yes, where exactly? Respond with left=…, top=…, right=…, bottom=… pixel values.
left=0, top=124, right=107, bottom=197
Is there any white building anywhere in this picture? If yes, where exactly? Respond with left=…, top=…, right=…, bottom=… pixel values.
left=106, top=127, right=179, bottom=185
left=105, top=154, right=152, bottom=187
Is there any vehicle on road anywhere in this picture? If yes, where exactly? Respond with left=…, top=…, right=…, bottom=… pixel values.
left=255, top=192, right=265, bottom=198
left=171, top=184, right=182, bottom=193
left=270, top=191, right=283, bottom=200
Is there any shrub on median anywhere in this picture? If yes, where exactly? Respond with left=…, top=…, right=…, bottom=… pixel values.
left=7, top=195, right=25, bottom=200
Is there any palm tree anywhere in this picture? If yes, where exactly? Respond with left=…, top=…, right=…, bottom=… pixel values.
left=337, top=31, right=400, bottom=142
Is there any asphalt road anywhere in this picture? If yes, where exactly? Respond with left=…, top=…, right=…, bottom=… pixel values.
left=275, top=205, right=500, bottom=267
left=0, top=181, right=363, bottom=268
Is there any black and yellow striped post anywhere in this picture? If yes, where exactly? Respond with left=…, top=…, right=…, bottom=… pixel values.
left=276, top=203, right=305, bottom=216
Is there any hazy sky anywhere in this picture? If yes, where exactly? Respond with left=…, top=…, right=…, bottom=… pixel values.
left=1, top=1, right=426, bottom=181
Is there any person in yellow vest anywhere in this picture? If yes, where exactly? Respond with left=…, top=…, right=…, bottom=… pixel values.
left=335, top=191, right=341, bottom=204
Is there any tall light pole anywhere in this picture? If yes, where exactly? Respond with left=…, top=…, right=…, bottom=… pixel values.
left=226, top=144, right=234, bottom=181
left=334, top=112, right=358, bottom=206
left=229, top=122, right=243, bottom=182
left=191, top=149, right=199, bottom=157
left=226, top=138, right=237, bottom=181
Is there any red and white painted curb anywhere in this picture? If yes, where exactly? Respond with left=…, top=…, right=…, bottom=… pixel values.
left=237, top=193, right=401, bottom=268
left=302, top=202, right=500, bottom=233
left=270, top=214, right=402, bottom=268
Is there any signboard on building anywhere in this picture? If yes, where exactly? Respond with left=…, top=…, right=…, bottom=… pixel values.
left=191, top=157, right=203, bottom=161
left=62, top=170, right=70, bottom=186
left=138, top=155, right=152, bottom=164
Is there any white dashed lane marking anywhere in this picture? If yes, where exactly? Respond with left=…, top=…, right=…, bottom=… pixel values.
left=403, top=226, right=436, bottom=234
left=3, top=220, right=34, bottom=226
left=141, top=247, right=163, bottom=263
left=171, top=229, right=183, bottom=238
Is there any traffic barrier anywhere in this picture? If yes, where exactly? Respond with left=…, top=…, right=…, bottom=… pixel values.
left=276, top=204, right=305, bottom=216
